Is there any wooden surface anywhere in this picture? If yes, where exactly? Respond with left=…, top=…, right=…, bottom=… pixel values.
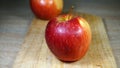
left=13, top=13, right=117, bottom=68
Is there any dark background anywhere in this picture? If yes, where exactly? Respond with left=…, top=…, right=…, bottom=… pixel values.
left=0, top=0, right=120, bottom=18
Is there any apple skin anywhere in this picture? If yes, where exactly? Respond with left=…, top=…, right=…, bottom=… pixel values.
left=45, top=14, right=91, bottom=61
left=30, top=0, right=63, bottom=20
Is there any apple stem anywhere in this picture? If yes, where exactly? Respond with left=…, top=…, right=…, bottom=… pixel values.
left=62, top=6, right=75, bottom=21
left=69, top=6, right=74, bottom=15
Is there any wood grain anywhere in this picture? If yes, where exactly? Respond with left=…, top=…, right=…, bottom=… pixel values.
left=13, top=13, right=117, bottom=68
left=104, top=19, right=120, bottom=68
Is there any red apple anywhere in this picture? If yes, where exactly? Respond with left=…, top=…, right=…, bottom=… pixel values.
left=45, top=14, right=91, bottom=61
left=30, top=0, right=63, bottom=20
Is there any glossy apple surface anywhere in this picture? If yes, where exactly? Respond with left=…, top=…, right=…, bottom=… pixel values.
left=30, top=0, right=63, bottom=20
left=45, top=14, right=91, bottom=61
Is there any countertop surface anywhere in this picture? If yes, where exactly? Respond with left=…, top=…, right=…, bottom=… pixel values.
left=0, top=0, right=120, bottom=68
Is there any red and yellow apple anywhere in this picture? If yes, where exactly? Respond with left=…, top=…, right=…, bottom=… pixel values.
left=30, top=0, right=63, bottom=20
left=45, top=14, right=91, bottom=61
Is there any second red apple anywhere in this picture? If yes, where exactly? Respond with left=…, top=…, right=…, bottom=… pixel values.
left=30, top=0, right=63, bottom=20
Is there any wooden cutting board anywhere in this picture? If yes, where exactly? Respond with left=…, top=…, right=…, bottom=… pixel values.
left=13, top=13, right=117, bottom=68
